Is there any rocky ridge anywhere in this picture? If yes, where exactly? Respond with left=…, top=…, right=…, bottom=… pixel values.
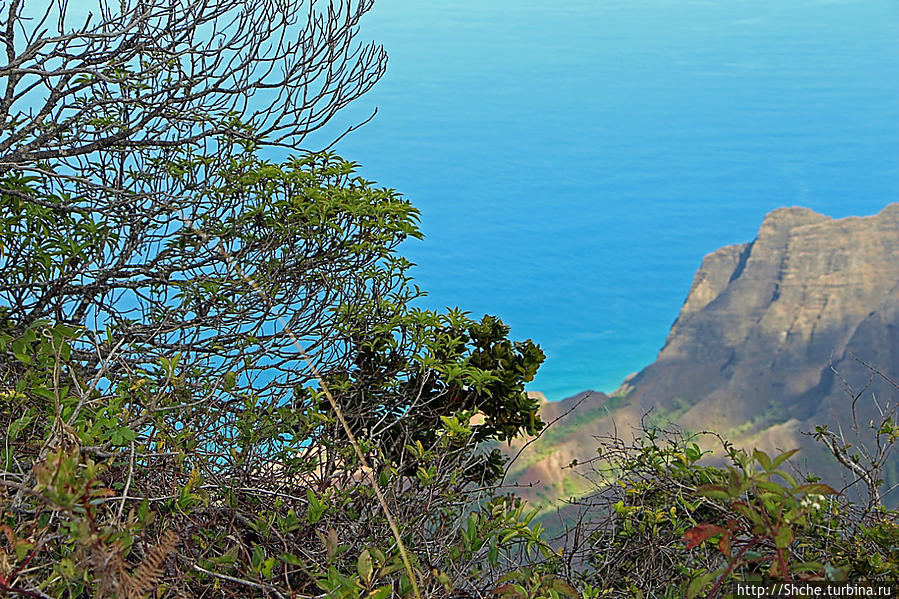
left=506, top=204, right=899, bottom=507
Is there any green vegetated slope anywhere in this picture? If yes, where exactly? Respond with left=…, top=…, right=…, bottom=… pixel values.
left=505, top=204, right=899, bottom=514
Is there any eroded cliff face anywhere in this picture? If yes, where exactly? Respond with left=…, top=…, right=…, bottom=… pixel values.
left=640, top=203, right=899, bottom=433
left=506, top=204, right=899, bottom=507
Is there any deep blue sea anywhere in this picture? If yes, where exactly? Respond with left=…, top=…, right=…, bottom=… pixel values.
left=309, top=0, right=899, bottom=401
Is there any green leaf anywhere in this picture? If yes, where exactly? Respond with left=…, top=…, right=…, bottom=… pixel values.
left=357, top=549, right=373, bottom=585
left=825, top=564, right=850, bottom=582
left=261, top=557, right=275, bottom=578
left=368, top=586, right=392, bottom=599
left=753, top=449, right=772, bottom=471
left=792, top=561, right=824, bottom=573
left=8, top=413, right=34, bottom=441
left=726, top=467, right=746, bottom=495
left=223, top=371, right=237, bottom=391
left=771, top=469, right=798, bottom=488
left=110, top=426, right=137, bottom=446
left=488, top=542, right=499, bottom=566
left=55, top=324, right=79, bottom=339
left=697, top=485, right=731, bottom=501
left=278, top=552, right=303, bottom=567
left=307, top=489, right=324, bottom=524
left=732, top=502, right=764, bottom=527
left=772, top=448, right=801, bottom=469
left=687, top=571, right=718, bottom=599
left=11, top=338, right=31, bottom=364
left=774, top=525, right=794, bottom=549
left=137, top=499, right=152, bottom=524
left=755, top=479, right=789, bottom=496
left=440, top=414, right=471, bottom=436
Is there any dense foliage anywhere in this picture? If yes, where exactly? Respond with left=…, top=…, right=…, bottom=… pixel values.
left=552, top=420, right=898, bottom=598
left=0, top=157, right=554, bottom=597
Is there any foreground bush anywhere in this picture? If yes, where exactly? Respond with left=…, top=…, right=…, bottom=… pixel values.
left=559, top=414, right=898, bottom=598
left=0, top=148, right=565, bottom=597
left=3, top=321, right=898, bottom=597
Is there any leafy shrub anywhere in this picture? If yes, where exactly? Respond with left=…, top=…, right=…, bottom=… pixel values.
left=558, top=414, right=897, bottom=598
left=0, top=150, right=567, bottom=598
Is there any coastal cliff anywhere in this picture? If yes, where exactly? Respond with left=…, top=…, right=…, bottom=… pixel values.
left=507, top=204, right=899, bottom=506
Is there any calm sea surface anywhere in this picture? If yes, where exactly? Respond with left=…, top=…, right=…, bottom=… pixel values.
left=308, top=0, right=899, bottom=401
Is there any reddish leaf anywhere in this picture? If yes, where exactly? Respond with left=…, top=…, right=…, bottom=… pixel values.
left=0, top=524, right=14, bottom=545
left=549, top=578, right=579, bottom=598
left=717, top=532, right=732, bottom=556
left=491, top=583, right=522, bottom=597
left=683, top=524, right=727, bottom=549
left=795, top=483, right=839, bottom=496
left=769, top=558, right=784, bottom=578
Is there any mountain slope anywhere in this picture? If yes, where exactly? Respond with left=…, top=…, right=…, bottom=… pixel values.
left=507, top=204, right=899, bottom=506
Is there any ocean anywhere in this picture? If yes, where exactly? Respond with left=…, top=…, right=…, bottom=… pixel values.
left=308, top=0, right=899, bottom=401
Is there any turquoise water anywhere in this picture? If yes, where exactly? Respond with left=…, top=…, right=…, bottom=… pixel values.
left=311, top=0, right=899, bottom=401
